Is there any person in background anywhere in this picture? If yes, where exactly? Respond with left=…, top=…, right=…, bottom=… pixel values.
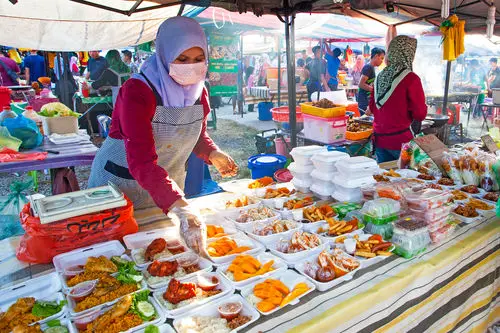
left=23, top=49, right=46, bottom=84
left=488, top=57, right=500, bottom=94
left=86, top=50, right=109, bottom=81
left=122, top=50, right=139, bottom=74
left=297, top=58, right=305, bottom=68
left=245, top=66, right=255, bottom=112
left=339, top=58, right=348, bottom=72
left=358, top=47, right=385, bottom=115
left=305, top=45, right=330, bottom=101
left=258, top=54, right=271, bottom=86
left=301, top=50, right=308, bottom=63
left=0, top=48, right=20, bottom=86
left=370, top=36, right=427, bottom=163
left=351, top=55, right=365, bottom=86
left=88, top=17, right=237, bottom=256
left=468, top=59, right=487, bottom=118
left=91, top=50, right=131, bottom=90
left=323, top=45, right=342, bottom=91
left=232, top=51, right=244, bottom=115
left=70, top=56, right=80, bottom=75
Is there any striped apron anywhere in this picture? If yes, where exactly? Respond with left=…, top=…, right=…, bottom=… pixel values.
left=88, top=78, right=204, bottom=210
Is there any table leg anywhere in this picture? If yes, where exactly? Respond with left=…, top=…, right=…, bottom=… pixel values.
left=481, top=106, right=490, bottom=132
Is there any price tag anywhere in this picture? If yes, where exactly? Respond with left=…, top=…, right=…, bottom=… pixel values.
left=413, top=134, right=448, bottom=172
left=481, top=135, right=499, bottom=152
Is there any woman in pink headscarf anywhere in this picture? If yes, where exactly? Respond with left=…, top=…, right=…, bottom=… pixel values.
left=89, top=17, right=238, bottom=255
left=350, top=55, right=365, bottom=86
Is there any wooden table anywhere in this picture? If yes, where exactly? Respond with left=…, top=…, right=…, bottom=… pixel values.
left=246, top=86, right=308, bottom=105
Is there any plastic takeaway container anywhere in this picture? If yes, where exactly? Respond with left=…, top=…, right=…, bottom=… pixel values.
left=248, top=154, right=287, bottom=179
left=291, top=176, right=312, bottom=193
left=302, top=114, right=348, bottom=144
left=290, top=145, right=327, bottom=165
left=288, top=162, right=314, bottom=181
left=336, top=156, right=379, bottom=178
left=311, top=151, right=350, bottom=173
left=405, top=189, right=452, bottom=210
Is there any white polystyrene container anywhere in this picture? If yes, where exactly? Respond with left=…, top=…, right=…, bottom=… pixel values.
left=294, top=249, right=362, bottom=292
left=228, top=206, right=280, bottom=233
left=311, top=169, right=336, bottom=182
left=310, top=182, right=335, bottom=200
left=153, top=272, right=234, bottom=318
left=240, top=269, right=316, bottom=316
left=336, top=156, right=379, bottom=178
left=290, top=145, right=327, bottom=165
left=173, top=294, right=260, bottom=333
left=247, top=219, right=302, bottom=248
left=337, top=233, right=395, bottom=267
left=216, top=252, right=288, bottom=289
left=311, top=151, right=350, bottom=173
left=332, top=189, right=363, bottom=203
left=333, top=173, right=375, bottom=189
left=48, top=318, right=77, bottom=333
left=206, top=234, right=265, bottom=265
left=291, top=177, right=312, bottom=193
left=214, top=197, right=263, bottom=219
left=0, top=272, right=67, bottom=324
left=268, top=234, right=328, bottom=267
left=288, top=162, right=315, bottom=180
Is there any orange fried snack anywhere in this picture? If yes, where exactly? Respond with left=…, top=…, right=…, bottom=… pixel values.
left=248, top=177, right=275, bottom=189
left=207, top=225, right=227, bottom=238
left=206, top=237, right=252, bottom=257
left=227, top=255, right=275, bottom=281
left=254, top=279, right=309, bottom=313
left=264, top=187, right=296, bottom=199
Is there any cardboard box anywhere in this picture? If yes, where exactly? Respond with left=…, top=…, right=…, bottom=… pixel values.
left=41, top=116, right=79, bottom=135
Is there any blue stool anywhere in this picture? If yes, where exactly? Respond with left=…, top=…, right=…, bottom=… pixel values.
left=184, top=153, right=222, bottom=199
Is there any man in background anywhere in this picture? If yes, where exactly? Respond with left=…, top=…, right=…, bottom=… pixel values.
left=86, top=51, right=108, bottom=80
left=488, top=57, right=500, bottom=93
left=358, top=47, right=385, bottom=115
left=122, top=50, right=138, bottom=74
left=323, top=44, right=342, bottom=91
left=23, top=49, right=46, bottom=84
left=305, top=45, right=330, bottom=101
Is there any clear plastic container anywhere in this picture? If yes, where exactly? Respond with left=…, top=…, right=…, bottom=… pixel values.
left=426, top=216, right=451, bottom=233
left=360, top=198, right=401, bottom=225
left=361, top=184, right=377, bottom=201
left=393, top=217, right=429, bottom=236
left=429, top=223, right=457, bottom=244
left=405, top=189, right=452, bottom=210
left=290, top=145, right=327, bottom=165
left=409, top=204, right=453, bottom=223
left=311, top=151, right=349, bottom=173
left=336, top=157, right=379, bottom=178
left=364, top=222, right=394, bottom=240
left=392, top=217, right=430, bottom=258
left=331, top=202, right=362, bottom=219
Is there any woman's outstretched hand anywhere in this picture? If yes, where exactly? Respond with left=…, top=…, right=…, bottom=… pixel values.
left=209, top=150, right=238, bottom=178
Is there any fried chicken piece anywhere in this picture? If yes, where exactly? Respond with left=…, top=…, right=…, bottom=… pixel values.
left=84, top=256, right=117, bottom=273
left=12, top=324, right=42, bottom=333
left=147, top=260, right=179, bottom=277
left=144, top=238, right=166, bottom=262
left=67, top=271, right=110, bottom=287
left=0, top=298, right=36, bottom=331
left=91, top=295, right=132, bottom=332
left=92, top=275, right=121, bottom=297
left=163, top=279, right=196, bottom=305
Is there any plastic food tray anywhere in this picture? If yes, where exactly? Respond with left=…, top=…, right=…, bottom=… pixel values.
left=362, top=212, right=399, bottom=225
left=143, top=255, right=214, bottom=290
left=247, top=220, right=302, bottom=248
left=311, top=151, right=349, bottom=173
left=229, top=210, right=280, bottom=234
left=317, top=223, right=365, bottom=245
left=0, top=272, right=67, bottom=324
left=364, top=222, right=394, bottom=240
left=216, top=253, right=288, bottom=289
left=215, top=198, right=263, bottom=219
left=70, top=296, right=165, bottom=333
left=451, top=212, right=482, bottom=224
left=52, top=240, right=126, bottom=291
left=300, top=102, right=346, bottom=118
left=392, top=229, right=430, bottom=259
left=338, top=233, right=395, bottom=267
left=409, top=204, right=453, bottom=223
left=153, top=272, right=234, bottom=319
left=206, top=234, right=265, bottom=265
left=205, top=222, right=240, bottom=239
left=173, top=294, right=260, bottom=333
left=290, top=145, right=326, bottom=166
left=429, top=223, right=457, bottom=244
left=268, top=235, right=329, bottom=267
left=405, top=189, right=452, bottom=210
left=66, top=277, right=148, bottom=318
left=335, top=157, right=379, bottom=178
left=240, top=269, right=316, bottom=316
left=360, top=198, right=401, bottom=225
left=295, top=249, right=362, bottom=292
left=123, top=228, right=189, bottom=269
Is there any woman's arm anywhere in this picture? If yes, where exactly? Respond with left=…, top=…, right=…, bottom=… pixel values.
left=192, top=88, right=219, bottom=163
left=407, top=74, right=428, bottom=121
left=118, top=80, right=184, bottom=213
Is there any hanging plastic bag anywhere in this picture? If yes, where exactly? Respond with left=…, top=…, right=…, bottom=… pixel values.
left=0, top=126, right=22, bottom=151
left=3, top=115, right=43, bottom=149
left=0, top=180, right=32, bottom=240
left=442, top=151, right=463, bottom=185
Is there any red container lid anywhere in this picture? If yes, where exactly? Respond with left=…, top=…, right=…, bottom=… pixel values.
left=274, top=168, right=293, bottom=183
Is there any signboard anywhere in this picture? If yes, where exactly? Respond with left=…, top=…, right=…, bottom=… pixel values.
left=208, top=32, right=239, bottom=97
left=481, top=135, right=499, bottom=153
left=413, top=134, right=448, bottom=172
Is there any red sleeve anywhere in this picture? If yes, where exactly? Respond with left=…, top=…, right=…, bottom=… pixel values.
left=192, top=88, right=219, bottom=164
left=407, top=73, right=428, bottom=121
left=115, top=79, right=183, bottom=214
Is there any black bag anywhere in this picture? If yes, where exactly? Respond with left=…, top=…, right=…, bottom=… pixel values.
left=0, top=58, right=19, bottom=84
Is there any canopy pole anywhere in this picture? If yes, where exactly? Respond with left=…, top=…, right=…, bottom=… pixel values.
left=285, top=15, right=297, bottom=148
left=442, top=61, right=452, bottom=112
left=239, top=35, right=244, bottom=118
left=278, top=36, right=282, bottom=107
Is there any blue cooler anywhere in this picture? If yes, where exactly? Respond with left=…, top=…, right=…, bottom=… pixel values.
left=248, top=154, right=287, bottom=179
left=258, top=102, right=273, bottom=121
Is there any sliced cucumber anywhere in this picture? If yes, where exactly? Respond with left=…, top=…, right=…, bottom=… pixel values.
left=44, top=326, right=69, bottom=333
left=137, top=301, right=155, bottom=319
left=111, top=256, right=128, bottom=266
left=129, top=274, right=143, bottom=282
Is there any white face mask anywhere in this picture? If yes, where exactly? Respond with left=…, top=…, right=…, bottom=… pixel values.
left=169, top=62, right=208, bottom=86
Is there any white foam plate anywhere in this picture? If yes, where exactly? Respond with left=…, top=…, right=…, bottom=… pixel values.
left=268, top=234, right=329, bottom=268
left=336, top=233, right=395, bottom=267
left=153, top=272, right=234, bottom=319
left=247, top=219, right=302, bottom=248
left=240, top=269, right=316, bottom=316
left=206, top=234, right=265, bottom=265
left=227, top=209, right=280, bottom=234
left=216, top=252, right=288, bottom=289
left=173, top=294, right=260, bottom=333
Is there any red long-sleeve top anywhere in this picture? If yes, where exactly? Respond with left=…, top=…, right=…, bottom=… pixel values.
left=109, top=78, right=218, bottom=213
left=369, top=72, right=428, bottom=151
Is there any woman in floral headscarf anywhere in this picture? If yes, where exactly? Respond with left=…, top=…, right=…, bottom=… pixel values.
left=370, top=35, right=427, bottom=163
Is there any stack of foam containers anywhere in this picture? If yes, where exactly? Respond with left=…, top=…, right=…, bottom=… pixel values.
left=332, top=156, right=378, bottom=203
left=289, top=145, right=327, bottom=192
left=309, top=151, right=350, bottom=200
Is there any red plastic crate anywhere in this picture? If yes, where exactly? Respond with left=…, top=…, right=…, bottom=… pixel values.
left=271, top=106, right=303, bottom=123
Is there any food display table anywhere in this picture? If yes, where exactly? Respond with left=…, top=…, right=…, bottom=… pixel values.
left=0, top=187, right=498, bottom=333
left=246, top=86, right=308, bottom=105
